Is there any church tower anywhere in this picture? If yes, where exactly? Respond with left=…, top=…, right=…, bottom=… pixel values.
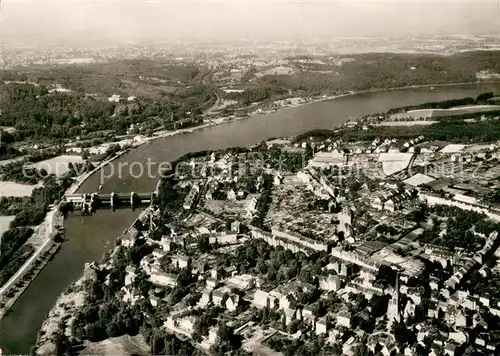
left=387, top=273, right=401, bottom=327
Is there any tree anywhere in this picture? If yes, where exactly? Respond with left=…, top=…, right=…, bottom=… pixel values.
left=53, top=329, right=70, bottom=356
left=218, top=323, right=234, bottom=342
left=392, top=321, right=409, bottom=343
left=288, top=320, right=300, bottom=334
left=198, top=235, right=211, bottom=252
left=354, top=340, right=368, bottom=356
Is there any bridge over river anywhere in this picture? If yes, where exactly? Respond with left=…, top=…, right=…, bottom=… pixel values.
left=64, top=192, right=156, bottom=212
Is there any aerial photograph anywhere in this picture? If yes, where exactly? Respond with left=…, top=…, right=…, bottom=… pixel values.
left=1, top=0, right=500, bottom=355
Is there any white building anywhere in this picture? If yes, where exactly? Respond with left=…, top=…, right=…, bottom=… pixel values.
left=150, top=271, right=177, bottom=287
left=319, top=275, right=342, bottom=292
left=225, top=295, right=240, bottom=312
left=337, top=311, right=352, bottom=328
left=315, top=317, right=328, bottom=335
left=171, top=254, right=190, bottom=269
left=253, top=290, right=271, bottom=309
left=125, top=266, right=137, bottom=286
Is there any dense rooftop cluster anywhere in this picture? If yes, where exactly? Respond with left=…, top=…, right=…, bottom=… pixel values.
left=53, top=110, right=500, bottom=356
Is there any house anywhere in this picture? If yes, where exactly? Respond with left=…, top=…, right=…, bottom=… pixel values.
left=121, top=286, right=143, bottom=305
left=337, top=311, right=352, bottom=328
left=479, top=296, right=490, bottom=307
left=152, top=248, right=167, bottom=260
left=308, top=151, right=346, bottom=168
left=125, top=266, right=137, bottom=286
left=301, top=305, right=316, bottom=325
left=122, top=226, right=140, bottom=247
left=403, top=300, right=416, bottom=321
left=246, top=197, right=258, bottom=217
left=381, top=343, right=399, bottom=356
left=231, top=221, right=241, bottom=233
left=177, top=316, right=197, bottom=335
left=302, top=305, right=314, bottom=317
left=297, top=171, right=311, bottom=184
left=319, top=275, right=342, bottom=292
left=210, top=268, right=220, bottom=281
left=475, top=332, right=487, bottom=347
left=385, top=199, right=396, bottom=212
left=225, top=295, right=240, bottom=312
left=284, top=308, right=296, bottom=326
left=227, top=189, right=237, bottom=201
left=253, top=290, right=271, bottom=309
left=171, top=254, right=190, bottom=269
left=199, top=289, right=212, bottom=307
left=315, top=317, right=328, bottom=335
left=303, top=312, right=316, bottom=326
left=360, top=268, right=376, bottom=282
left=150, top=271, right=177, bottom=288
left=208, top=231, right=238, bottom=245
left=448, top=331, right=467, bottom=345
left=150, top=295, right=160, bottom=307
left=274, top=174, right=284, bottom=186
left=108, top=94, right=123, bottom=103
left=206, top=277, right=218, bottom=290
left=225, top=274, right=256, bottom=290
left=208, top=326, right=219, bottom=345
left=140, top=256, right=159, bottom=275
left=444, top=343, right=457, bottom=356
left=224, top=266, right=238, bottom=277
left=160, top=237, right=172, bottom=252
left=454, top=310, right=467, bottom=328
left=429, top=278, right=440, bottom=291
left=404, top=347, right=415, bottom=356
left=212, top=289, right=226, bottom=306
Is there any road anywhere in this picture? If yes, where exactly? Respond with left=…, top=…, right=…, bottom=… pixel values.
left=0, top=208, right=56, bottom=296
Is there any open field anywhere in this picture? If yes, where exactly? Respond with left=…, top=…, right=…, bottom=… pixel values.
left=32, top=155, right=84, bottom=176
left=0, top=216, right=15, bottom=236
left=390, top=104, right=500, bottom=120
left=0, top=181, right=42, bottom=197
left=79, top=334, right=150, bottom=356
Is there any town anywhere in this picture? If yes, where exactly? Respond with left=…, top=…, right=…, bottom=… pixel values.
left=34, top=97, right=500, bottom=356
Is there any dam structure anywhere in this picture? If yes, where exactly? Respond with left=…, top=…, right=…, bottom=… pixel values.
left=64, top=192, right=156, bottom=212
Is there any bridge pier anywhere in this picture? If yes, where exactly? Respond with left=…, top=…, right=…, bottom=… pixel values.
left=90, top=193, right=101, bottom=212
left=110, top=192, right=116, bottom=212
left=130, top=192, right=136, bottom=211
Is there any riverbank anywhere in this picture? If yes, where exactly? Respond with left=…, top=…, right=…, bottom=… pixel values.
left=0, top=209, right=62, bottom=322
left=0, top=243, right=61, bottom=322
left=269, top=80, right=500, bottom=113
left=34, top=264, right=92, bottom=356
left=34, top=208, right=151, bottom=355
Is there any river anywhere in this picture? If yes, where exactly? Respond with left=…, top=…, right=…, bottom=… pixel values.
left=1, top=82, right=500, bottom=354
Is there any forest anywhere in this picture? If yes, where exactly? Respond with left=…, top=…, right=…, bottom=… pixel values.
left=0, top=82, right=214, bottom=141
left=230, top=51, right=500, bottom=105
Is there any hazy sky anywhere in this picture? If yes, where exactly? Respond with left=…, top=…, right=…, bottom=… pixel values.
left=3, top=0, right=500, bottom=47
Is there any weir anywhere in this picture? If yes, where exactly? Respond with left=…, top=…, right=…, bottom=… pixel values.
left=64, top=192, right=156, bottom=211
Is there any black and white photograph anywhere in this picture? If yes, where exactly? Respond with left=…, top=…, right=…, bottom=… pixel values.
left=0, top=1, right=500, bottom=355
